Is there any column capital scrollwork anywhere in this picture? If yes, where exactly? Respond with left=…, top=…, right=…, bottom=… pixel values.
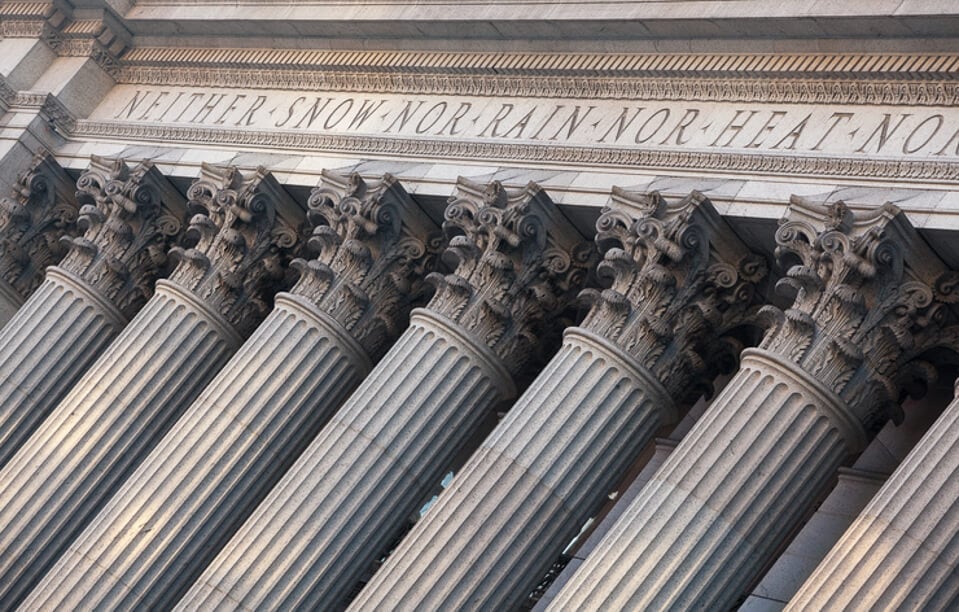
left=425, top=178, right=595, bottom=380
left=760, top=197, right=959, bottom=435
left=0, top=152, right=79, bottom=300
left=579, top=188, right=768, bottom=406
left=168, top=163, right=304, bottom=336
left=289, top=170, right=442, bottom=361
left=59, top=155, right=186, bottom=319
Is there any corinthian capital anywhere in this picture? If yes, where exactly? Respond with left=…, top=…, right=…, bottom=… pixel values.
left=426, top=178, right=594, bottom=378
left=579, top=189, right=768, bottom=404
left=761, top=197, right=959, bottom=435
left=168, top=164, right=304, bottom=336
left=0, top=153, right=79, bottom=300
left=290, top=171, right=442, bottom=361
left=59, top=155, right=186, bottom=318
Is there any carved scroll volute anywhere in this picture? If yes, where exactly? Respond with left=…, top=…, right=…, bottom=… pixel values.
left=578, top=188, right=768, bottom=405
left=289, top=170, right=443, bottom=361
left=425, top=178, right=595, bottom=379
left=58, top=155, right=186, bottom=319
left=168, top=164, right=303, bottom=336
left=0, top=153, right=80, bottom=300
left=760, top=197, right=959, bottom=436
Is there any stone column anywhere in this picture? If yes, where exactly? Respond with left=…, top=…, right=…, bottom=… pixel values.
left=786, top=379, right=959, bottom=611
left=350, top=189, right=767, bottom=610
left=0, top=155, right=184, bottom=470
left=0, top=152, right=79, bottom=323
left=548, top=199, right=959, bottom=611
left=0, top=163, right=302, bottom=609
left=176, top=178, right=592, bottom=611
left=22, top=172, right=443, bottom=610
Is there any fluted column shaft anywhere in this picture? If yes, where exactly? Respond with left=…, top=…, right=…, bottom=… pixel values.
left=351, top=328, right=674, bottom=609
left=177, top=310, right=515, bottom=611
left=0, top=280, right=240, bottom=608
left=22, top=294, right=372, bottom=610
left=787, top=387, right=959, bottom=611
left=0, top=267, right=125, bottom=469
left=549, top=349, right=863, bottom=610
left=0, top=277, right=22, bottom=324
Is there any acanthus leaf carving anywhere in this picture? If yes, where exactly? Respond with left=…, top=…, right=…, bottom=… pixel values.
left=58, top=155, right=186, bottom=319
left=167, top=163, right=304, bottom=336
left=760, top=197, right=959, bottom=436
left=0, top=152, right=80, bottom=300
left=289, top=170, right=443, bottom=361
left=425, top=178, right=595, bottom=381
left=579, top=188, right=768, bottom=405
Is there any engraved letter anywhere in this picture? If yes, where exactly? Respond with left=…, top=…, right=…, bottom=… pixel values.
left=478, top=104, right=515, bottom=138
left=215, top=94, right=247, bottom=125
left=710, top=109, right=759, bottom=147
left=634, top=108, right=670, bottom=144
left=903, top=114, right=943, bottom=154
left=234, top=95, right=269, bottom=127
left=436, top=102, right=472, bottom=136
left=855, top=113, right=912, bottom=153
left=324, top=98, right=354, bottom=130
left=659, top=108, right=700, bottom=145
left=549, top=105, right=596, bottom=141
left=772, top=113, right=811, bottom=150
left=416, top=102, right=448, bottom=134
left=745, top=111, right=787, bottom=148
left=385, top=100, right=426, bottom=134
left=598, top=107, right=643, bottom=144
left=812, top=112, right=854, bottom=151
left=349, top=99, right=387, bottom=130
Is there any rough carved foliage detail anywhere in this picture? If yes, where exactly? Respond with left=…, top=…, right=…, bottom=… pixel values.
left=59, top=156, right=185, bottom=319
left=580, top=189, right=768, bottom=404
left=290, top=171, right=443, bottom=361
left=168, top=164, right=302, bottom=336
left=426, top=178, right=594, bottom=379
left=0, top=154, right=79, bottom=299
left=760, top=198, right=959, bottom=435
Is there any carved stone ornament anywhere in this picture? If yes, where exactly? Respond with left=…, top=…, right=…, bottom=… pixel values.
left=290, top=170, right=443, bottom=361
left=167, top=163, right=303, bottom=336
left=0, top=153, right=80, bottom=300
left=59, top=155, right=186, bottom=319
left=425, top=178, right=595, bottom=379
left=579, top=189, right=768, bottom=405
left=760, top=197, right=959, bottom=435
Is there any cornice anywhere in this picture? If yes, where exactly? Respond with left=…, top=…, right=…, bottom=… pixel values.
left=70, top=120, right=959, bottom=185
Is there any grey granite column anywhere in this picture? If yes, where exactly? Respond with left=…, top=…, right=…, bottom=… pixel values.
left=350, top=190, right=767, bottom=610
left=786, top=379, right=959, bottom=611
left=22, top=172, right=443, bottom=610
left=0, top=155, right=184, bottom=471
left=176, top=178, right=592, bottom=611
left=548, top=199, right=959, bottom=610
left=0, top=163, right=303, bottom=609
left=0, top=152, right=79, bottom=324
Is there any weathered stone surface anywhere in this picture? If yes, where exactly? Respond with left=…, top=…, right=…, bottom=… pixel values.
left=548, top=198, right=959, bottom=610
left=22, top=172, right=442, bottom=610
left=351, top=189, right=766, bottom=609
left=177, top=178, right=592, bottom=610
left=787, top=379, right=959, bottom=611
left=0, top=164, right=300, bottom=609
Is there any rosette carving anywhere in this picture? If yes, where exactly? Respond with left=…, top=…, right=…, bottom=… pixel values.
left=290, top=171, right=442, bottom=361
left=58, top=155, right=186, bottom=318
left=425, top=178, right=594, bottom=379
left=580, top=188, right=768, bottom=405
left=760, top=197, right=959, bottom=435
left=168, top=164, right=303, bottom=336
left=0, top=153, right=80, bottom=300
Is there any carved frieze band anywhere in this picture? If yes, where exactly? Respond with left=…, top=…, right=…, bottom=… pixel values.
left=71, top=120, right=959, bottom=184
left=114, top=69, right=959, bottom=107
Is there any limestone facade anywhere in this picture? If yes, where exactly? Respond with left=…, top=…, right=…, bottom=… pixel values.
left=2, top=1, right=959, bottom=610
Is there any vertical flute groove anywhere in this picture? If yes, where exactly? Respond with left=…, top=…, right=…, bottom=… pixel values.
left=0, top=269, right=124, bottom=471
left=548, top=351, right=854, bottom=611
left=23, top=297, right=369, bottom=610
left=351, top=331, right=672, bottom=610
left=0, top=284, right=237, bottom=609
left=177, top=313, right=511, bottom=611
left=787, top=392, right=959, bottom=611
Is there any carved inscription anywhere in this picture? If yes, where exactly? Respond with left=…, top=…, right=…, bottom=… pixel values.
left=97, top=86, right=959, bottom=159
